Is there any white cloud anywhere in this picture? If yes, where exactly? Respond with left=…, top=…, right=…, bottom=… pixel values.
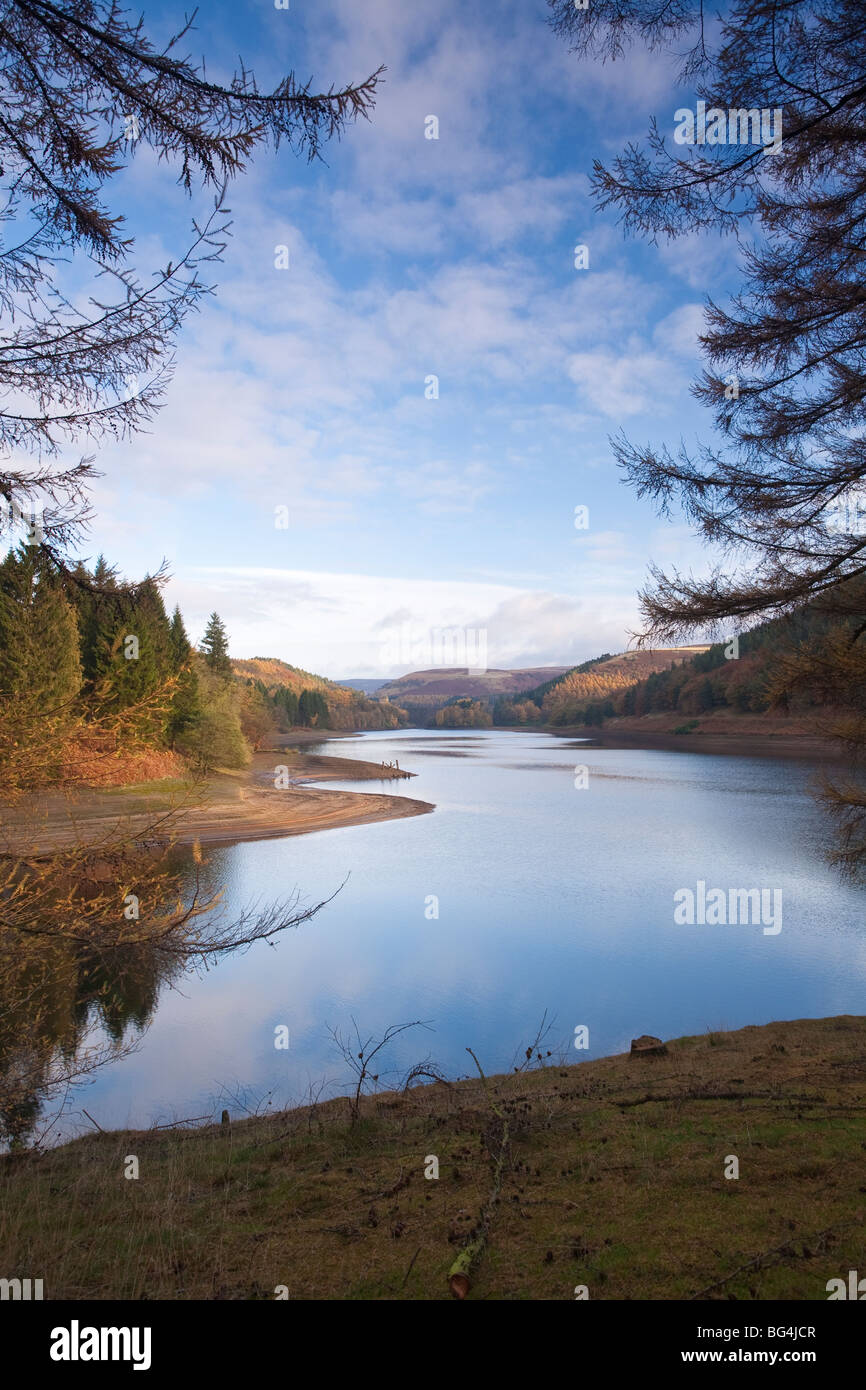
left=565, top=345, right=683, bottom=417
left=657, top=228, right=740, bottom=291
left=168, top=565, right=640, bottom=676
left=653, top=303, right=706, bottom=358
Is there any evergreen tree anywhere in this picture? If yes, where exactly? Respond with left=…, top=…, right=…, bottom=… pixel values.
left=165, top=606, right=199, bottom=747
left=86, top=576, right=171, bottom=717
left=0, top=547, right=81, bottom=710
left=73, top=555, right=119, bottom=687
left=298, top=689, right=314, bottom=726
left=275, top=686, right=299, bottom=727
left=165, top=660, right=201, bottom=750
left=298, top=688, right=329, bottom=727
left=168, top=606, right=192, bottom=670
left=69, top=559, right=173, bottom=716
left=137, top=580, right=173, bottom=678
left=199, top=613, right=233, bottom=678
left=697, top=679, right=716, bottom=714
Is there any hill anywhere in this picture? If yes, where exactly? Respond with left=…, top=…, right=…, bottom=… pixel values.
left=377, top=665, right=572, bottom=705
left=232, top=657, right=406, bottom=732
left=232, top=656, right=341, bottom=696
left=549, top=602, right=862, bottom=733
left=494, top=647, right=710, bottom=725
left=338, top=677, right=388, bottom=694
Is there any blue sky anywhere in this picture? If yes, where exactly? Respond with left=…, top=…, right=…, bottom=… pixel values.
left=74, top=0, right=741, bottom=678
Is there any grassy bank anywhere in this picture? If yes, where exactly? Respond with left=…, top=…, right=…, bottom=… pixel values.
left=2, top=1016, right=864, bottom=1300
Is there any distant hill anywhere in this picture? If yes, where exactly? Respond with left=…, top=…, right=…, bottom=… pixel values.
left=338, top=678, right=388, bottom=694
left=376, top=666, right=572, bottom=705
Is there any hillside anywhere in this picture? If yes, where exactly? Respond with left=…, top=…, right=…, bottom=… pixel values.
left=494, top=647, right=710, bottom=725
left=338, top=677, right=388, bottom=694
left=232, top=656, right=343, bottom=696
left=377, top=665, right=571, bottom=704
left=232, top=657, right=407, bottom=732
left=548, top=602, right=863, bottom=733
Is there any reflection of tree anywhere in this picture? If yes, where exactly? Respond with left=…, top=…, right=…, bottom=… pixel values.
left=0, top=779, right=342, bottom=1149
left=0, top=933, right=173, bottom=1149
left=0, top=843, right=341, bottom=1150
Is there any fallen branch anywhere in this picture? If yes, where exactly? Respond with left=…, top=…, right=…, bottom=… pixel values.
left=690, top=1221, right=855, bottom=1300
left=447, top=1048, right=510, bottom=1300
left=401, top=1246, right=422, bottom=1290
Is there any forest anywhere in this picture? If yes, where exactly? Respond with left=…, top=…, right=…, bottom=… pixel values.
left=0, top=545, right=403, bottom=787
left=508, top=591, right=866, bottom=731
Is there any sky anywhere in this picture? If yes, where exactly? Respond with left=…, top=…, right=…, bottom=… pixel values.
left=67, top=0, right=743, bottom=679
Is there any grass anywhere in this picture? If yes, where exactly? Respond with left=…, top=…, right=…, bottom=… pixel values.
left=2, top=1016, right=864, bottom=1300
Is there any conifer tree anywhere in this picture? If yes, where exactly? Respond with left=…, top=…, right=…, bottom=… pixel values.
left=73, top=555, right=119, bottom=686
left=165, top=607, right=200, bottom=748
left=274, top=686, right=299, bottom=728
left=239, top=682, right=273, bottom=750
left=0, top=546, right=81, bottom=710
left=199, top=613, right=233, bottom=678
left=71, top=566, right=172, bottom=718
left=168, top=606, right=192, bottom=669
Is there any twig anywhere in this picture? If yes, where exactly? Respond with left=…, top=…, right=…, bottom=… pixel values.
left=81, top=1108, right=106, bottom=1133
left=151, top=1114, right=211, bottom=1131
left=690, top=1222, right=853, bottom=1299
left=447, top=1049, right=511, bottom=1298
left=401, top=1246, right=422, bottom=1289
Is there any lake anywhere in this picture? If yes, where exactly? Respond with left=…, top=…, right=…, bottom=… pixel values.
left=41, top=727, right=866, bottom=1140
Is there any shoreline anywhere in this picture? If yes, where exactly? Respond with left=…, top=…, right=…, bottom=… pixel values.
left=7, top=719, right=845, bottom=857
left=3, top=745, right=435, bottom=855
left=162, top=782, right=435, bottom=849
left=6, top=1015, right=864, bottom=1299
left=546, top=716, right=846, bottom=762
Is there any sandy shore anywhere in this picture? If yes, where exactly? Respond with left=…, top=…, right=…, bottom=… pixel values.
left=166, top=782, right=433, bottom=848
left=9, top=715, right=841, bottom=857
left=3, top=747, right=434, bottom=854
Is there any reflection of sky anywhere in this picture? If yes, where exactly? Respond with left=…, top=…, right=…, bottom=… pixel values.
left=74, top=730, right=865, bottom=1139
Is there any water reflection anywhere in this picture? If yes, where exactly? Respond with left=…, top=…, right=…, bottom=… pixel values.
left=9, top=729, right=865, bottom=1146
left=0, top=935, right=176, bottom=1148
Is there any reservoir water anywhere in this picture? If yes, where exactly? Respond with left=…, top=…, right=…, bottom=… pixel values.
left=34, top=728, right=866, bottom=1141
